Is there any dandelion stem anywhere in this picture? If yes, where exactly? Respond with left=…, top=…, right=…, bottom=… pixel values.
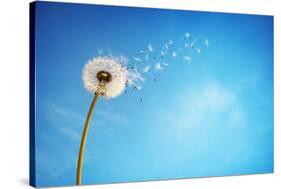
left=76, top=93, right=99, bottom=185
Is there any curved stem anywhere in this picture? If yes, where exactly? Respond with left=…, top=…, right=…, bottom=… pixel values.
left=76, top=94, right=99, bottom=185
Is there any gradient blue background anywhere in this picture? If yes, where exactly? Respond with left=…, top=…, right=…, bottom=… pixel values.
left=33, top=1, right=273, bottom=187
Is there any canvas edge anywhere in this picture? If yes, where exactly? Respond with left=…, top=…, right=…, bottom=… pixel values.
left=34, top=0, right=274, bottom=17
left=29, top=1, right=36, bottom=188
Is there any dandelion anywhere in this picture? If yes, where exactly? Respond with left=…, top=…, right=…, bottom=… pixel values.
left=127, top=67, right=145, bottom=86
left=97, top=48, right=103, bottom=55
left=117, top=55, right=129, bottom=66
left=185, top=32, right=190, bottom=38
left=145, top=53, right=149, bottom=61
left=168, top=40, right=173, bottom=46
left=183, top=56, right=192, bottom=62
left=133, top=57, right=142, bottom=62
left=143, top=65, right=151, bottom=73
left=155, top=63, right=163, bottom=71
left=162, top=62, right=169, bottom=67
left=133, top=85, right=142, bottom=91
left=181, top=32, right=190, bottom=40
left=107, top=48, right=112, bottom=56
left=77, top=56, right=142, bottom=185
left=148, top=44, right=154, bottom=52
left=205, top=38, right=209, bottom=47
left=82, top=56, right=129, bottom=98
left=191, top=41, right=195, bottom=48
left=160, top=51, right=166, bottom=56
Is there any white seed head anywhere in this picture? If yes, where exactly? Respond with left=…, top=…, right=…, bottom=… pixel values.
left=82, top=56, right=129, bottom=99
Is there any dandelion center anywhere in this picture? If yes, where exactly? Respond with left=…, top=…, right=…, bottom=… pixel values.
left=96, top=70, right=112, bottom=84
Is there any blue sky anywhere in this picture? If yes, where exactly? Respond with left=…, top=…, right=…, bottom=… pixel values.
left=34, top=1, right=273, bottom=187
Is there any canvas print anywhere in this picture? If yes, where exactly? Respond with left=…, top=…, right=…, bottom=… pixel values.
left=29, top=1, right=274, bottom=188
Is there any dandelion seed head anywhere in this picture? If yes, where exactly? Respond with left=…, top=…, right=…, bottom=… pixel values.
left=82, top=56, right=143, bottom=99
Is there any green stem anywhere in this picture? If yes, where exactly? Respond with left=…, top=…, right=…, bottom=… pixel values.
left=76, top=94, right=99, bottom=185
